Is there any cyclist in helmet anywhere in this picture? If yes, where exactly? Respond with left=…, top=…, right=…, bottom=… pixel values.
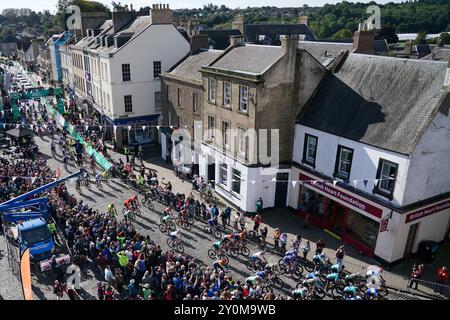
left=292, top=286, right=308, bottom=300
left=212, top=258, right=227, bottom=272
left=212, top=240, right=224, bottom=256
left=365, top=286, right=380, bottom=300
left=251, top=250, right=267, bottom=265
left=331, top=263, right=344, bottom=274
left=170, top=229, right=182, bottom=243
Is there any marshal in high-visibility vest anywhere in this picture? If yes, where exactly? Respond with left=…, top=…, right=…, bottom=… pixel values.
left=47, top=223, right=57, bottom=234
left=117, top=251, right=128, bottom=267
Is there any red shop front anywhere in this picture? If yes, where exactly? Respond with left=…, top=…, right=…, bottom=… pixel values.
left=297, top=172, right=383, bottom=257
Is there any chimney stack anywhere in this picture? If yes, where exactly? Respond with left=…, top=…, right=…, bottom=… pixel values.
left=150, top=3, right=173, bottom=25
left=232, top=15, right=245, bottom=36
left=281, top=34, right=299, bottom=58
left=229, top=35, right=244, bottom=47
left=112, top=10, right=137, bottom=32
left=190, top=33, right=209, bottom=54
left=352, top=29, right=375, bottom=54
left=298, top=15, right=308, bottom=26
left=404, top=40, right=413, bottom=55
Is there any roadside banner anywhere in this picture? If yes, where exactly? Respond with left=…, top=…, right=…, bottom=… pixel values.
left=20, top=248, right=33, bottom=300
left=45, top=100, right=112, bottom=170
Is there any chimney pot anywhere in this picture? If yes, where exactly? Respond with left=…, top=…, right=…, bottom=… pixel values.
left=229, top=35, right=244, bottom=47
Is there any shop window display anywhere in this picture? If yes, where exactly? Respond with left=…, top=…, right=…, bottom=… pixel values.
left=345, top=209, right=379, bottom=249
left=299, top=187, right=324, bottom=219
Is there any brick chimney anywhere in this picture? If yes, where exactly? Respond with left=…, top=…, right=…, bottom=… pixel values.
left=112, top=10, right=137, bottom=32
left=230, top=35, right=244, bottom=47
left=281, top=34, right=299, bottom=58
left=298, top=15, right=308, bottom=26
left=150, top=4, right=173, bottom=25
left=353, top=29, right=375, bottom=54
left=190, top=33, right=209, bottom=54
left=232, top=15, right=245, bottom=35
left=404, top=40, right=413, bottom=55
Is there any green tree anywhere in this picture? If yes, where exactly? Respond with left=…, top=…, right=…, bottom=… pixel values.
left=439, top=32, right=450, bottom=45
left=332, top=28, right=353, bottom=39
left=414, top=30, right=428, bottom=45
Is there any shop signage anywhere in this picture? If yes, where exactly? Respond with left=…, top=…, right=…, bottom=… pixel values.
left=299, top=173, right=383, bottom=219
left=405, top=200, right=450, bottom=223
left=379, top=215, right=389, bottom=233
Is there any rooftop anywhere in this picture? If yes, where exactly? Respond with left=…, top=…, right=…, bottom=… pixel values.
left=209, top=44, right=284, bottom=75
left=297, top=54, right=449, bottom=155
left=170, top=49, right=224, bottom=82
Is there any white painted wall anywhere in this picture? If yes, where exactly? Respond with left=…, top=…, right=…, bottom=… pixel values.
left=403, top=109, right=450, bottom=205
left=293, top=125, right=411, bottom=206
left=201, top=144, right=289, bottom=212
left=108, top=24, right=190, bottom=119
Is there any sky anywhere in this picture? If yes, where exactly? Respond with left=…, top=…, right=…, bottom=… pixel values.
left=0, top=0, right=407, bottom=14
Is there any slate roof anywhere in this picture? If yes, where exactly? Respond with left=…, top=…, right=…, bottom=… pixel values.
left=416, top=44, right=432, bottom=58
left=422, top=47, right=450, bottom=62
left=298, top=41, right=353, bottom=66
left=200, top=29, right=242, bottom=50
left=210, top=44, right=284, bottom=75
left=297, top=54, right=449, bottom=155
left=170, top=49, right=224, bottom=82
left=243, top=24, right=316, bottom=44
left=73, top=17, right=151, bottom=54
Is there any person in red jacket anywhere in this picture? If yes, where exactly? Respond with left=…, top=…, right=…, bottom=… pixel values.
left=435, top=266, right=448, bottom=294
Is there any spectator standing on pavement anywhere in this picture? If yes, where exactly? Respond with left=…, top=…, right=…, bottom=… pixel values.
left=124, top=146, right=130, bottom=163
left=273, top=228, right=281, bottom=250
left=293, top=235, right=302, bottom=252
left=409, top=264, right=424, bottom=290
left=104, top=265, right=115, bottom=288
left=223, top=206, right=232, bottom=226
left=279, top=233, right=288, bottom=254
left=238, top=211, right=246, bottom=231
left=256, top=197, right=263, bottom=216
left=336, top=245, right=345, bottom=265
left=316, top=239, right=326, bottom=255
left=303, top=213, right=310, bottom=229
left=301, top=240, right=311, bottom=259
left=252, top=214, right=261, bottom=234
left=435, top=266, right=448, bottom=294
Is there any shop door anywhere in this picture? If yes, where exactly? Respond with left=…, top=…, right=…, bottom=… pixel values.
left=404, top=223, right=419, bottom=258
left=207, top=156, right=215, bottom=183
left=330, top=202, right=347, bottom=236
left=275, top=173, right=289, bottom=207
left=122, top=129, right=129, bottom=146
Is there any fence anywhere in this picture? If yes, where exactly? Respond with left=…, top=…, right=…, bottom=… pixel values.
left=405, top=278, right=450, bottom=299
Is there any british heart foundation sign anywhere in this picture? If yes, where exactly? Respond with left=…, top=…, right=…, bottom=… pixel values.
left=299, top=173, right=383, bottom=219
left=405, top=200, right=450, bottom=223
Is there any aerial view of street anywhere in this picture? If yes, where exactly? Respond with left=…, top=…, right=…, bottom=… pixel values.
left=0, top=0, right=449, bottom=308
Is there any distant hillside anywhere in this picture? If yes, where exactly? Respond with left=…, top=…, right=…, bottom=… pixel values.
left=173, top=0, right=450, bottom=39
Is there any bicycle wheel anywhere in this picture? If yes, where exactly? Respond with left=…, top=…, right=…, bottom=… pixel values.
left=175, top=217, right=182, bottom=226
left=296, top=282, right=303, bottom=289
left=148, top=202, right=154, bottom=211
left=183, top=222, right=191, bottom=231
left=203, top=226, right=211, bottom=234
left=159, top=224, right=167, bottom=233
left=379, top=286, right=389, bottom=297
left=187, top=217, right=195, bottom=225
left=245, top=260, right=255, bottom=271
left=167, top=221, right=176, bottom=232
left=213, top=229, right=222, bottom=239
left=240, top=246, right=250, bottom=257
left=278, top=260, right=288, bottom=274
left=229, top=247, right=239, bottom=259
left=166, top=238, right=172, bottom=247
left=218, top=254, right=229, bottom=265
left=291, top=268, right=303, bottom=281
left=271, top=277, right=284, bottom=289
left=315, top=288, right=326, bottom=299
left=303, top=261, right=315, bottom=273
left=176, top=243, right=184, bottom=253
left=207, top=249, right=216, bottom=260
left=135, top=208, right=141, bottom=216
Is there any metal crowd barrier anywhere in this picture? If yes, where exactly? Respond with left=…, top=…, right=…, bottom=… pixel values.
left=406, top=278, right=450, bottom=299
